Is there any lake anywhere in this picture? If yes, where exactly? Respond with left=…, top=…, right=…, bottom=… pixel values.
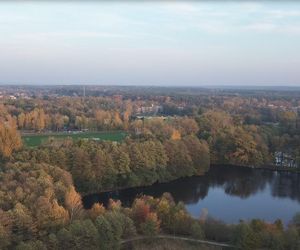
left=82, top=165, right=300, bottom=224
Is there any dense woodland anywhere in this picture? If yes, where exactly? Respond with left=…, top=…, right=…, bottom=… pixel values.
left=0, top=86, right=300, bottom=249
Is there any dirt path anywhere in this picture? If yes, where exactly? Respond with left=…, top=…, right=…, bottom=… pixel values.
left=121, top=234, right=235, bottom=248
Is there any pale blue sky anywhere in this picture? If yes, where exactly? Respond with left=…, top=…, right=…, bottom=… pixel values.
left=0, top=1, right=300, bottom=86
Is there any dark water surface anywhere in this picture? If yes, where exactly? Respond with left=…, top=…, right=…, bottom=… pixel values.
left=82, top=165, right=300, bottom=224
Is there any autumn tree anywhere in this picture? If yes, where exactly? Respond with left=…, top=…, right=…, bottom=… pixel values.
left=88, top=203, right=105, bottom=220
left=182, top=135, right=210, bottom=174
left=17, top=112, right=26, bottom=129
left=0, top=115, right=22, bottom=158
left=123, top=100, right=132, bottom=129
left=0, top=209, right=12, bottom=250
left=171, top=129, right=181, bottom=140
left=140, top=212, right=160, bottom=235
left=65, top=186, right=84, bottom=222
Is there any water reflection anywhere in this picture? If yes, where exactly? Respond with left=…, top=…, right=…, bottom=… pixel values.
left=83, top=165, right=300, bottom=223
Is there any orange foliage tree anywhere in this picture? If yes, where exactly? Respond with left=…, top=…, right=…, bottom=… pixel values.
left=0, top=115, right=22, bottom=158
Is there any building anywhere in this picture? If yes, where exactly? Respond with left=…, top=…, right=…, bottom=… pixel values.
left=275, top=151, right=298, bottom=168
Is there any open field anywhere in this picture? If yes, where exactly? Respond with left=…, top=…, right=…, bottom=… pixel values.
left=22, top=131, right=127, bottom=147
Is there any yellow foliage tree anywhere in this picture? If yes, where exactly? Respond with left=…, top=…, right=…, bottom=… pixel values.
left=65, top=186, right=84, bottom=222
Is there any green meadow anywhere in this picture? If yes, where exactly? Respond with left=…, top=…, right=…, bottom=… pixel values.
left=22, top=131, right=127, bottom=147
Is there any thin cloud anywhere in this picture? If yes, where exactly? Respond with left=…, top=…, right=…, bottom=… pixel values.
left=244, top=23, right=300, bottom=35
left=162, top=2, right=199, bottom=15
left=267, top=10, right=300, bottom=19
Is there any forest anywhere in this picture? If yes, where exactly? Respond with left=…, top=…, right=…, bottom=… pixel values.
left=0, top=86, right=300, bottom=249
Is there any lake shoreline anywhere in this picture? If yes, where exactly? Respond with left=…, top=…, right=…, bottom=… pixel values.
left=82, top=164, right=300, bottom=225
left=80, top=174, right=201, bottom=197
left=226, top=164, right=300, bottom=173
left=81, top=164, right=300, bottom=198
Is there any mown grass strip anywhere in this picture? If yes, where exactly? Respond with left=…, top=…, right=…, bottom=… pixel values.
left=22, top=131, right=127, bottom=147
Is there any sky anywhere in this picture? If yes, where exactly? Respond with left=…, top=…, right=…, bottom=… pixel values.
left=0, top=1, right=300, bottom=86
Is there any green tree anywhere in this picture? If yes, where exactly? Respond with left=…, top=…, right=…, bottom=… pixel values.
left=164, top=139, right=194, bottom=178
left=94, top=215, right=118, bottom=250
left=57, top=220, right=100, bottom=250
left=16, top=240, right=47, bottom=250
left=233, top=223, right=260, bottom=250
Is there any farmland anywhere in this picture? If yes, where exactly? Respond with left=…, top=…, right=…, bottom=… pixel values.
left=22, top=131, right=127, bottom=147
